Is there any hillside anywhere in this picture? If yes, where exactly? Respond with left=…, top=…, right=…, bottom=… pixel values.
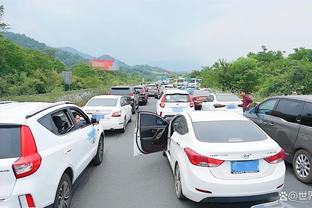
left=59, top=47, right=94, bottom=60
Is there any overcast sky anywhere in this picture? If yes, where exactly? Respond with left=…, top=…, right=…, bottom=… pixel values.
left=1, top=0, right=312, bottom=71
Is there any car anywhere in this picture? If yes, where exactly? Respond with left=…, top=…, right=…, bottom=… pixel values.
left=134, top=86, right=149, bottom=105
left=192, top=90, right=211, bottom=110
left=244, top=95, right=312, bottom=183
left=0, top=101, right=104, bottom=208
left=83, top=95, right=132, bottom=132
left=134, top=111, right=286, bottom=203
left=146, top=84, right=158, bottom=97
left=109, top=86, right=139, bottom=114
left=202, top=93, right=243, bottom=114
left=156, top=89, right=195, bottom=119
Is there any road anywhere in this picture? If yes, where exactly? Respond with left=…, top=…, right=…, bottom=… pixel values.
left=71, top=98, right=312, bottom=208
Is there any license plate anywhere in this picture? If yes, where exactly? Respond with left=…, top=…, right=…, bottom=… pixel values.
left=172, top=107, right=183, bottom=113
left=227, top=104, right=236, bottom=109
left=92, top=114, right=105, bottom=121
left=231, top=160, right=259, bottom=174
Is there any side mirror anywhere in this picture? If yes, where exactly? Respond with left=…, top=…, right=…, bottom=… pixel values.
left=91, top=118, right=98, bottom=124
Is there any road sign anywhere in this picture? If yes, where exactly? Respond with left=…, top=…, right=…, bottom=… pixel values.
left=62, top=71, right=72, bottom=85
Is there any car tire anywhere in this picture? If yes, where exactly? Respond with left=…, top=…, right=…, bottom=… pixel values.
left=174, top=164, right=185, bottom=200
left=92, top=135, right=104, bottom=166
left=293, top=149, right=312, bottom=183
left=53, top=173, right=72, bottom=208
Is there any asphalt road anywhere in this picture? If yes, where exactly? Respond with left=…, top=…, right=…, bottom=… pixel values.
left=71, top=97, right=312, bottom=208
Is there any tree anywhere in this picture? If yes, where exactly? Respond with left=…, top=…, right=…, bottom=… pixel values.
left=0, top=5, right=9, bottom=31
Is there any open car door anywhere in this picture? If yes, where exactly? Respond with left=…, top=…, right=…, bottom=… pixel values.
left=134, top=111, right=168, bottom=156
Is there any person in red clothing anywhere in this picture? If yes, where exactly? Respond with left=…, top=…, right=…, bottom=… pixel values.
left=240, top=90, right=253, bottom=112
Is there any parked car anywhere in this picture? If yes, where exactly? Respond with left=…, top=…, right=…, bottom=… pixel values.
left=134, top=86, right=149, bottom=105
left=156, top=89, right=195, bottom=119
left=0, top=101, right=104, bottom=208
left=202, top=93, right=243, bottom=114
left=109, top=86, right=139, bottom=114
left=147, top=84, right=158, bottom=97
left=134, top=111, right=285, bottom=203
left=244, top=95, right=312, bottom=183
left=83, top=95, right=132, bottom=132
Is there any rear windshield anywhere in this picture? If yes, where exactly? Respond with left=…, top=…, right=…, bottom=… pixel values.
left=165, top=94, right=189, bottom=102
left=86, top=98, right=117, bottom=107
left=0, top=126, right=20, bottom=159
left=216, top=94, right=240, bottom=102
left=193, top=120, right=267, bottom=143
left=110, top=87, right=131, bottom=95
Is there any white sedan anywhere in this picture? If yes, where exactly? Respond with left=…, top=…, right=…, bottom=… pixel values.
left=83, top=95, right=132, bottom=132
left=134, top=111, right=285, bottom=203
left=156, top=89, right=195, bottom=119
left=202, top=93, right=243, bottom=114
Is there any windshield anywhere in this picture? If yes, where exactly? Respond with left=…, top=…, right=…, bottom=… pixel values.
left=86, top=98, right=117, bottom=107
left=165, top=94, right=189, bottom=102
left=0, top=126, right=21, bottom=159
left=216, top=94, right=240, bottom=102
left=193, top=120, right=267, bottom=143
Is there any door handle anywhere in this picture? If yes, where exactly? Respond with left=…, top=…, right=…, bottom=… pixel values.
left=65, top=149, right=72, bottom=153
left=152, top=129, right=158, bottom=133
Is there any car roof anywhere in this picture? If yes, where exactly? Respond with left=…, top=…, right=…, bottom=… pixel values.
left=271, top=95, right=312, bottom=102
left=185, top=111, right=248, bottom=122
left=91, top=95, right=120, bottom=99
left=0, top=102, right=72, bottom=124
left=111, top=86, right=132, bottom=88
left=164, top=89, right=188, bottom=94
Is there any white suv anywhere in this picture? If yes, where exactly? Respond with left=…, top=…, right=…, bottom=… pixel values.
left=0, top=101, right=104, bottom=208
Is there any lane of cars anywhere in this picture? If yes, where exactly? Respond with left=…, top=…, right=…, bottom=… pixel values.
left=1, top=81, right=311, bottom=208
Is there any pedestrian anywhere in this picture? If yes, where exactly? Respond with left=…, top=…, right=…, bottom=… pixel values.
left=240, top=90, right=253, bottom=112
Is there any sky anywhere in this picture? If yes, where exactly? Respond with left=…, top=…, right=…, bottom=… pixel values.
left=1, top=0, right=312, bottom=71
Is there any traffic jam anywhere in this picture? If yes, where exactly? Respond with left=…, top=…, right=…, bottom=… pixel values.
left=1, top=79, right=312, bottom=208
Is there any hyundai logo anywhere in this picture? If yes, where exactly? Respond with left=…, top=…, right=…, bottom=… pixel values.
left=242, top=153, right=252, bottom=159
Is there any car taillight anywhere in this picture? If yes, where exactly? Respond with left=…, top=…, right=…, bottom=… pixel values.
left=264, top=149, right=286, bottom=164
left=112, top=111, right=122, bottom=117
left=160, top=96, right=166, bottom=108
left=189, top=95, right=194, bottom=108
left=13, top=126, right=42, bottom=179
left=213, top=103, right=226, bottom=108
left=184, top=148, right=224, bottom=167
left=19, top=194, right=36, bottom=208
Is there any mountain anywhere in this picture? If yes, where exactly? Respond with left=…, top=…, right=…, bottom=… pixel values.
left=2, top=32, right=87, bottom=67
left=59, top=47, right=93, bottom=60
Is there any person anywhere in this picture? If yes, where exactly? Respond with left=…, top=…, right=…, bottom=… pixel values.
left=240, top=90, right=253, bottom=112
left=74, top=113, right=81, bottom=125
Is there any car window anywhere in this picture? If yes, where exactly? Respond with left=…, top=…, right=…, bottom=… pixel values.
left=0, top=126, right=20, bottom=159
left=258, top=99, right=278, bottom=115
left=193, top=120, right=267, bottom=143
left=110, top=87, right=131, bottom=95
left=38, top=115, right=55, bottom=133
left=172, top=116, right=188, bottom=135
left=51, top=110, right=75, bottom=135
left=165, top=94, right=189, bottom=102
left=70, top=108, right=90, bottom=128
left=273, top=99, right=303, bottom=123
left=300, top=102, right=312, bottom=127
left=86, top=98, right=117, bottom=107
left=140, top=114, right=167, bottom=127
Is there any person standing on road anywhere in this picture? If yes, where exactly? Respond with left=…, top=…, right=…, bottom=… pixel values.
left=240, top=90, right=253, bottom=112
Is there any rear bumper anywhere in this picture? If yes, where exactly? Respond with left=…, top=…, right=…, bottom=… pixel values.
left=0, top=196, right=20, bottom=208
left=200, top=192, right=279, bottom=203
left=100, top=117, right=124, bottom=130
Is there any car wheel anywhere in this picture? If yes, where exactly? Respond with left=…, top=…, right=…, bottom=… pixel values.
left=293, top=149, right=312, bottom=183
left=92, top=135, right=104, bottom=166
left=53, top=173, right=72, bottom=208
left=174, top=164, right=185, bottom=200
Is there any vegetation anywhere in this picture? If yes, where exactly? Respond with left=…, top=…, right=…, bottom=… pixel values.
left=192, top=46, right=312, bottom=98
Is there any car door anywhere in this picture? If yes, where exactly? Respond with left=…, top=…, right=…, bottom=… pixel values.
left=296, top=102, right=312, bottom=157
left=121, top=96, right=132, bottom=122
left=68, top=108, right=98, bottom=175
left=270, top=99, right=304, bottom=156
left=168, top=116, right=189, bottom=168
left=246, top=98, right=279, bottom=136
left=134, top=112, right=168, bottom=155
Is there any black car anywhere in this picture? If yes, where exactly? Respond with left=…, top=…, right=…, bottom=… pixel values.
left=109, top=86, right=139, bottom=114
left=134, top=86, right=148, bottom=105
left=245, top=95, right=312, bottom=183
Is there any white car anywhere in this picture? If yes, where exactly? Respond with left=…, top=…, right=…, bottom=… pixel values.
left=134, top=111, right=286, bottom=203
left=202, top=93, right=243, bottom=114
left=83, top=95, right=132, bottom=132
left=0, top=101, right=104, bottom=208
left=156, top=89, right=195, bottom=119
